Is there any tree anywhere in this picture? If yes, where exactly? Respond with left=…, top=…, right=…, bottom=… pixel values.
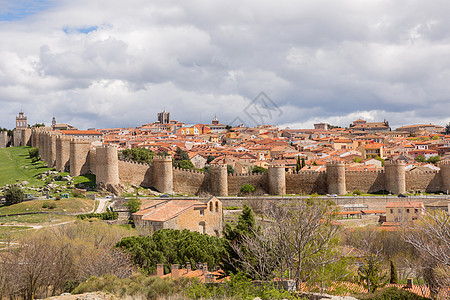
left=4, top=185, right=25, bottom=205
left=240, top=184, right=255, bottom=195
left=403, top=209, right=450, bottom=292
left=296, top=156, right=301, bottom=172
left=349, top=228, right=388, bottom=293
left=120, top=148, right=155, bottom=164
left=389, top=260, right=398, bottom=284
left=125, top=198, right=142, bottom=213
left=426, top=155, right=440, bottom=165
left=206, top=155, right=215, bottom=164
left=301, top=157, right=306, bottom=169
left=175, top=147, right=189, bottom=161
left=178, top=159, right=195, bottom=170
left=445, top=123, right=450, bottom=135
left=251, top=166, right=267, bottom=174
left=227, top=165, right=234, bottom=174
left=415, top=155, right=426, bottom=163
left=221, top=204, right=257, bottom=277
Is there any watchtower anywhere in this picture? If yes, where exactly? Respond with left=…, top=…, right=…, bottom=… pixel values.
left=439, top=160, right=450, bottom=194
left=55, top=135, right=71, bottom=172
left=153, top=156, right=173, bottom=194
left=47, top=133, right=57, bottom=167
left=96, top=145, right=120, bottom=186
left=385, top=160, right=406, bottom=195
left=15, top=112, right=27, bottom=129
left=268, top=164, right=286, bottom=195
left=210, top=164, right=228, bottom=196
left=327, top=161, right=347, bottom=195
left=69, top=139, right=91, bottom=177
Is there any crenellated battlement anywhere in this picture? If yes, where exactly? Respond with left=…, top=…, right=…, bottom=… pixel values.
left=153, top=156, right=172, bottom=162
left=173, top=167, right=206, bottom=174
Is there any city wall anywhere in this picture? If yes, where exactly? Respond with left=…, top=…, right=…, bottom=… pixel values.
left=22, top=130, right=450, bottom=196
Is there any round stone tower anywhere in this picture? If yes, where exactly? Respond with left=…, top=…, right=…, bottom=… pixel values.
left=268, top=164, right=286, bottom=195
left=385, top=160, right=406, bottom=195
left=47, top=133, right=57, bottom=167
left=69, top=139, right=91, bottom=177
left=326, top=161, right=347, bottom=195
left=439, top=160, right=450, bottom=194
left=38, top=131, right=45, bottom=160
left=152, top=156, right=173, bottom=194
left=96, top=145, right=120, bottom=186
left=210, top=164, right=228, bottom=196
left=55, top=135, right=71, bottom=172
left=43, top=131, right=50, bottom=163
left=31, top=128, right=37, bottom=148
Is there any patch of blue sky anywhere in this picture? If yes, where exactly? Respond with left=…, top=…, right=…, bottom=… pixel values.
left=0, top=0, right=54, bottom=22
left=63, top=25, right=99, bottom=34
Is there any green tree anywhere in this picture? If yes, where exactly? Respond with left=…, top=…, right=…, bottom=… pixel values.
left=358, top=253, right=388, bottom=293
left=446, top=123, right=450, bottom=135
left=415, top=155, right=426, bottom=163
left=251, top=166, right=267, bottom=174
left=125, top=198, right=142, bottom=213
left=426, top=155, right=440, bottom=165
left=374, top=156, right=385, bottom=167
left=296, top=156, right=301, bottom=172
left=175, top=147, right=189, bottom=161
left=206, top=155, right=215, bottom=164
left=120, top=148, right=155, bottom=164
left=389, top=260, right=398, bottom=284
left=31, top=123, right=45, bottom=128
left=240, top=184, right=255, bottom=194
left=227, top=165, right=234, bottom=174
left=4, top=185, right=25, bottom=205
left=301, top=157, right=306, bottom=169
left=28, top=147, right=39, bottom=159
left=178, top=159, right=195, bottom=170
left=221, top=204, right=257, bottom=277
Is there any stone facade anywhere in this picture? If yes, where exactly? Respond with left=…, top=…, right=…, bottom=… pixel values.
left=0, top=131, right=9, bottom=148
left=439, top=160, right=450, bottom=193
left=153, top=156, right=173, bottom=194
left=327, top=162, right=347, bottom=195
left=385, top=161, right=406, bottom=194
left=55, top=135, right=71, bottom=172
left=69, top=139, right=91, bottom=177
left=210, top=164, right=228, bottom=196
left=268, top=164, right=286, bottom=195
left=96, top=146, right=120, bottom=186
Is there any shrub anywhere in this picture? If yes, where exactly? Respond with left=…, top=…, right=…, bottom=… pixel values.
left=48, top=203, right=57, bottom=209
left=354, top=286, right=428, bottom=300
left=55, top=195, right=61, bottom=200
left=4, top=185, right=25, bottom=205
left=240, top=184, right=255, bottom=194
left=77, top=211, right=118, bottom=220
left=28, top=147, right=39, bottom=159
left=42, top=202, right=49, bottom=208
left=124, top=198, right=141, bottom=213
left=72, top=190, right=83, bottom=198
left=353, top=190, right=362, bottom=195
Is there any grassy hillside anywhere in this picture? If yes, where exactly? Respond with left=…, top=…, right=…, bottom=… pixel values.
left=0, top=198, right=94, bottom=215
left=0, top=146, right=52, bottom=187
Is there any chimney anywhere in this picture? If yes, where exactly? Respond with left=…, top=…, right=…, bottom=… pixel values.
left=171, top=264, right=179, bottom=279
left=406, top=278, right=413, bottom=289
left=186, top=262, right=191, bottom=273
left=156, top=264, right=164, bottom=277
left=202, top=263, right=208, bottom=276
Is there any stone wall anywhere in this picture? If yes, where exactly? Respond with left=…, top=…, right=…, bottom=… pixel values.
left=285, top=171, right=327, bottom=195
left=227, top=173, right=268, bottom=195
left=173, top=168, right=209, bottom=195
left=118, top=160, right=153, bottom=187
left=345, top=171, right=385, bottom=193
left=69, top=139, right=91, bottom=177
left=0, top=131, right=9, bottom=148
left=405, top=171, right=441, bottom=193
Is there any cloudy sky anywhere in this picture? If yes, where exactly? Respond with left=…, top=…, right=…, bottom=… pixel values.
left=1, top=0, right=449, bottom=130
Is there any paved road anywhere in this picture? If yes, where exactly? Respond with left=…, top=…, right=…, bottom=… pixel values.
left=95, top=197, right=110, bottom=213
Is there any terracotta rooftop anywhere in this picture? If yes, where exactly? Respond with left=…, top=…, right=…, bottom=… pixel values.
left=140, top=200, right=207, bottom=222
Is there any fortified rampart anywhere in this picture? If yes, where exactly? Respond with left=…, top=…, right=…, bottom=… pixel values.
left=16, top=130, right=450, bottom=196
left=0, top=131, right=9, bottom=148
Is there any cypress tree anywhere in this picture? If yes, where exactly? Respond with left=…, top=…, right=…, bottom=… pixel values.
left=296, top=156, right=301, bottom=172
left=390, top=260, right=398, bottom=284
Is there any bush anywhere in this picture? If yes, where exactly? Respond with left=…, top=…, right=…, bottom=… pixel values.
left=42, top=202, right=49, bottom=208
left=124, top=198, right=141, bottom=213
left=77, top=211, right=118, bottom=220
left=28, top=147, right=39, bottom=159
left=55, top=195, right=61, bottom=200
left=240, top=184, right=255, bottom=194
left=251, top=166, right=268, bottom=173
left=48, top=203, right=57, bottom=209
left=4, top=185, right=25, bottom=205
left=72, top=190, right=84, bottom=198
left=353, top=190, right=362, bottom=195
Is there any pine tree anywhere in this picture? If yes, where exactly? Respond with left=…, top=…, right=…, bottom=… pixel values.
left=390, top=260, right=398, bottom=284
left=301, top=157, right=306, bottom=169
left=296, top=156, right=301, bottom=172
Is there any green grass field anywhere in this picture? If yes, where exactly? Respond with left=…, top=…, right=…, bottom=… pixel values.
left=0, top=198, right=94, bottom=215
left=0, top=146, right=52, bottom=187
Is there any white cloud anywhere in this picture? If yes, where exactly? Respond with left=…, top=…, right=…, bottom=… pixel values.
left=0, top=0, right=449, bottom=129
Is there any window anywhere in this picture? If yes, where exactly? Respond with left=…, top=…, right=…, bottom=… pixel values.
left=215, top=202, right=219, bottom=213
left=415, top=209, right=418, bottom=213
left=200, top=209, right=204, bottom=216
left=406, top=209, right=410, bottom=213
left=390, top=209, right=393, bottom=214
left=209, top=202, right=213, bottom=212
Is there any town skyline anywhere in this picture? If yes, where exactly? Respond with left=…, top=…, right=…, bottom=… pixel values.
left=1, top=1, right=450, bottom=130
